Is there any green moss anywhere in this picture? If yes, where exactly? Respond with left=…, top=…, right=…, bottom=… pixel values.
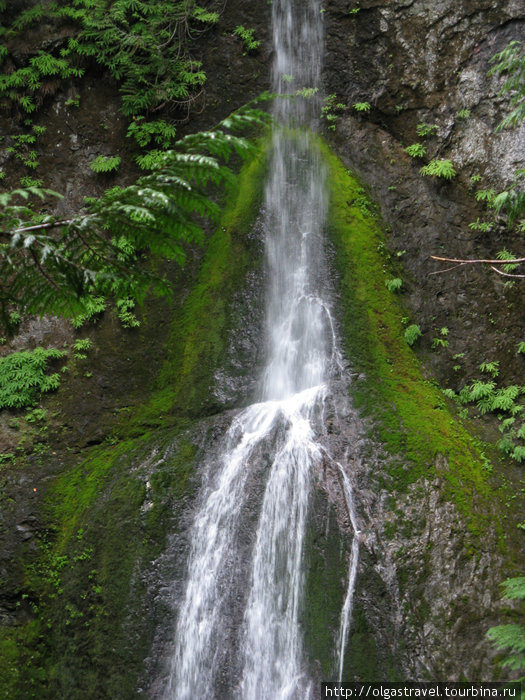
left=302, top=495, right=347, bottom=677
left=127, top=143, right=268, bottom=431
left=321, top=139, right=501, bottom=542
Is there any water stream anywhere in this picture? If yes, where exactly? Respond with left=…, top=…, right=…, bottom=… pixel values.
left=164, top=0, right=360, bottom=696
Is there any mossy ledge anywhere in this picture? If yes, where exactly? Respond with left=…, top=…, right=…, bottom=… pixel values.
left=321, top=138, right=504, bottom=543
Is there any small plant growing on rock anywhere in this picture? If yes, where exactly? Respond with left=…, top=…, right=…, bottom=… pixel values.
left=321, top=94, right=347, bottom=130
left=416, top=122, right=438, bottom=137
left=233, top=26, right=260, bottom=53
left=457, top=109, right=471, bottom=120
left=385, top=277, right=402, bottom=292
left=73, top=338, right=92, bottom=360
left=0, top=347, right=66, bottom=408
left=404, top=324, right=422, bottom=346
left=420, top=159, right=456, bottom=180
left=479, top=360, right=500, bottom=379
left=404, top=143, right=426, bottom=158
left=90, top=155, right=121, bottom=174
left=353, top=101, right=370, bottom=113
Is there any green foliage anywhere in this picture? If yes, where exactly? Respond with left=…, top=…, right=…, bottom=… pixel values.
left=126, top=118, right=177, bottom=149
left=518, top=342, right=525, bottom=355
left=71, top=296, right=106, bottom=328
left=0, top=47, right=84, bottom=112
left=448, top=368, right=525, bottom=462
left=65, top=95, right=80, bottom=108
left=489, top=40, right=525, bottom=131
left=353, top=101, right=370, bottom=112
left=1, top=0, right=220, bottom=119
left=90, top=155, right=121, bottom=173
left=420, top=159, right=456, bottom=180
left=385, top=277, right=402, bottom=292
left=416, top=122, right=438, bottom=138
left=233, top=25, right=260, bottom=53
left=321, top=94, right=347, bottom=131
left=19, top=176, right=43, bottom=188
left=468, top=218, right=493, bottom=232
left=296, top=87, right=318, bottom=99
left=116, top=297, right=140, bottom=328
left=456, top=109, right=471, bottom=120
left=62, top=0, right=218, bottom=116
left=0, top=103, right=271, bottom=326
left=404, top=324, right=422, bottom=346
left=475, top=188, right=496, bottom=205
left=493, top=169, right=525, bottom=226
left=0, top=347, right=66, bottom=409
left=404, top=143, right=426, bottom=158
left=496, top=248, right=520, bottom=274
left=479, top=360, right=500, bottom=378
left=487, top=577, right=525, bottom=672
left=72, top=338, right=92, bottom=359
left=432, top=329, right=449, bottom=349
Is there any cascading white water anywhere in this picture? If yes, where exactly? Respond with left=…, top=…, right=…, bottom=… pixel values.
left=165, top=0, right=360, bottom=697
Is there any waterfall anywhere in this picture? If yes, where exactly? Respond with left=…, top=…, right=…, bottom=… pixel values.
left=163, top=0, right=360, bottom=696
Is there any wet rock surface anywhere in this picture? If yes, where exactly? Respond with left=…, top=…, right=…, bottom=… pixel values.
left=1, top=0, right=524, bottom=692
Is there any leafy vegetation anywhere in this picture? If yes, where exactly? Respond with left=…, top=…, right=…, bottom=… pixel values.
left=420, top=159, right=456, bottom=180
left=416, top=122, right=438, bottom=138
left=0, top=102, right=271, bottom=328
left=385, top=277, right=402, bottom=292
left=489, top=40, right=525, bottom=131
left=353, top=101, right=370, bottom=113
left=0, top=347, right=66, bottom=408
left=444, top=368, right=525, bottom=463
left=404, top=324, right=422, bottom=346
left=233, top=25, right=260, bottom=53
left=404, top=143, right=426, bottom=158
left=90, top=155, right=121, bottom=174
left=487, top=577, right=525, bottom=673
left=1, top=0, right=220, bottom=118
left=321, top=94, right=347, bottom=131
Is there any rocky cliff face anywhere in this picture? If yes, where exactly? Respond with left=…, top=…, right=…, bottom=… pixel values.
left=321, top=0, right=525, bottom=681
left=0, top=0, right=524, bottom=694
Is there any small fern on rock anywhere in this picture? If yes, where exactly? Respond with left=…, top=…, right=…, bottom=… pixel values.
left=420, top=159, right=456, bottom=180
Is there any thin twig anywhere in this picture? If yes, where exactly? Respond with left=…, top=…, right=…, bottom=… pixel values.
left=431, top=254, right=525, bottom=265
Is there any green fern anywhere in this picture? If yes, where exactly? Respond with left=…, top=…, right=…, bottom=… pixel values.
left=489, top=40, right=525, bottom=131
left=116, top=298, right=140, bottom=328
left=479, top=360, right=500, bottom=378
left=0, top=103, right=271, bottom=325
left=0, top=347, right=67, bottom=409
left=420, top=159, right=456, bottom=180
left=416, top=122, right=438, bottom=137
left=492, top=386, right=521, bottom=411
left=233, top=26, right=260, bottom=52
left=404, top=143, right=426, bottom=158
left=468, top=380, right=495, bottom=401
left=404, top=324, right=422, bottom=346
left=90, top=155, right=121, bottom=173
left=385, top=278, right=402, bottom=292
left=126, top=118, right=177, bottom=148
left=487, top=577, right=525, bottom=673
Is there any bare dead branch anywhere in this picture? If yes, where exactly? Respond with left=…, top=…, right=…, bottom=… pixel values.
left=490, top=265, right=525, bottom=278
left=431, top=255, right=525, bottom=265
left=430, top=254, right=525, bottom=279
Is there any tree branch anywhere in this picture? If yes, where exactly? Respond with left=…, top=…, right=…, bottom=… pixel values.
left=430, top=255, right=525, bottom=265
